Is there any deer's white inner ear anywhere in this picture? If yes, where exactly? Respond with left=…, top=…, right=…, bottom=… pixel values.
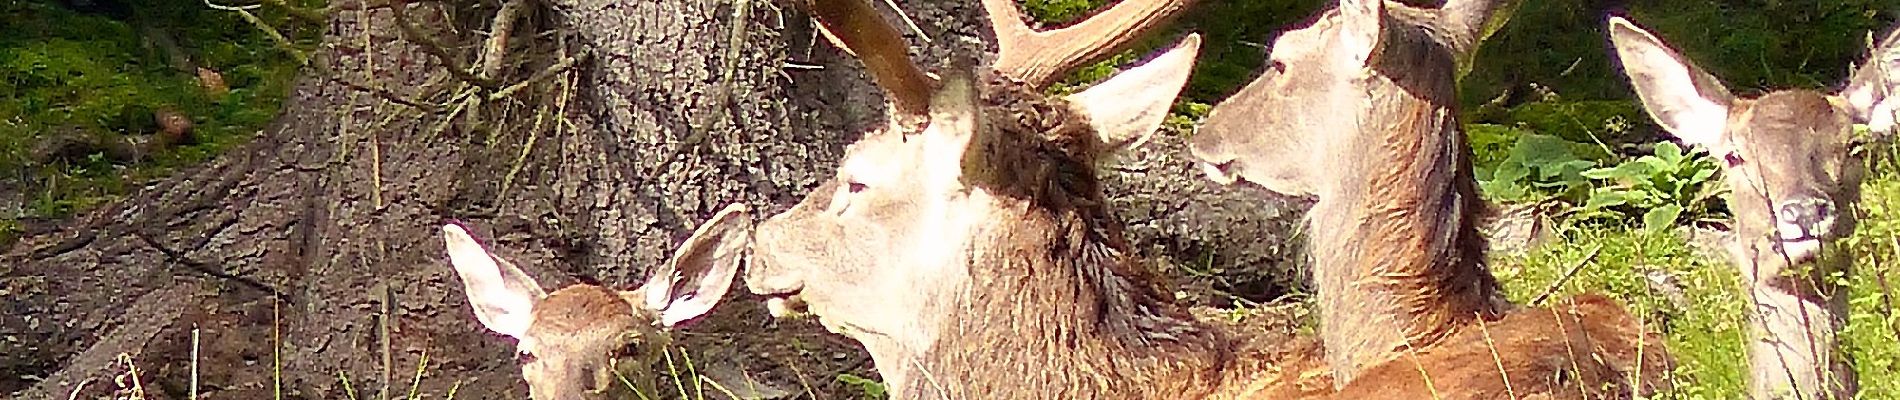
left=443, top=224, right=543, bottom=339
left=1609, top=17, right=1733, bottom=148
left=1334, top=0, right=1384, bottom=66
left=1066, top=34, right=1203, bottom=154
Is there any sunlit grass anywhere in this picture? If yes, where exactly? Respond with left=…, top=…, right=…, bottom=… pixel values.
left=1490, top=166, right=1900, bottom=399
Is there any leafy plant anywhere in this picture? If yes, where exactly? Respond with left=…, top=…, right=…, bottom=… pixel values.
left=1473, top=125, right=1599, bottom=204
left=1577, top=141, right=1724, bottom=231
left=836, top=373, right=888, bottom=400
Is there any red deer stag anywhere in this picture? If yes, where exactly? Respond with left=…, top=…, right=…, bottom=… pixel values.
left=1186, top=0, right=1668, bottom=389
left=1609, top=16, right=1898, bottom=400
left=747, top=0, right=1665, bottom=398
left=441, top=204, right=751, bottom=400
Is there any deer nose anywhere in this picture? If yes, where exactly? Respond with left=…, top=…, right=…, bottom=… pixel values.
left=1776, top=198, right=1835, bottom=234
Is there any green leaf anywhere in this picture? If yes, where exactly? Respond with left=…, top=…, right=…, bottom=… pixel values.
left=1654, top=141, right=1685, bottom=162
left=1644, top=204, right=1684, bottom=231
left=1585, top=190, right=1630, bottom=210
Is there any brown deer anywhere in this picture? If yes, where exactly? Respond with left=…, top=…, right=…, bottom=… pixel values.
left=1609, top=16, right=1897, bottom=400
left=441, top=203, right=751, bottom=400
left=746, top=0, right=1665, bottom=398
left=1185, top=0, right=1636, bottom=385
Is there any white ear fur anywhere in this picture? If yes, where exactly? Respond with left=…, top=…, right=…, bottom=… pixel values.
left=444, top=224, right=546, bottom=339
left=1608, top=16, right=1734, bottom=148
left=1065, top=34, right=1203, bottom=153
left=1335, top=0, right=1384, bottom=65
left=637, top=203, right=754, bottom=327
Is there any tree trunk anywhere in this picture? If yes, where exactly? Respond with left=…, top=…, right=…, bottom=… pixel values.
left=0, top=1, right=1304, bottom=399
left=2, top=1, right=875, bottom=398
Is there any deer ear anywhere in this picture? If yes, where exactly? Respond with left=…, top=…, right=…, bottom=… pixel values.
left=1842, top=27, right=1900, bottom=132
left=637, top=203, right=753, bottom=327
left=1065, top=34, right=1202, bottom=154
left=443, top=223, right=546, bottom=339
left=1609, top=16, right=1734, bottom=148
left=1335, top=0, right=1383, bottom=65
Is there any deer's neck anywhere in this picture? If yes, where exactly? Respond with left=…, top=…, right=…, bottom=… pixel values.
left=1302, top=36, right=1500, bottom=379
left=896, top=203, right=1235, bottom=399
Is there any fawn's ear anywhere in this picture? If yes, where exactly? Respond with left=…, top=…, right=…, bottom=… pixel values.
left=634, top=203, right=753, bottom=327
left=443, top=223, right=547, bottom=339
left=1065, top=34, right=1202, bottom=155
left=1609, top=16, right=1735, bottom=148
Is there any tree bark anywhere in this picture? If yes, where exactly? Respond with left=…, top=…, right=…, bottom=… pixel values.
left=0, top=1, right=1305, bottom=399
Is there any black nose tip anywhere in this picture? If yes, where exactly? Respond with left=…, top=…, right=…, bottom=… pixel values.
left=1776, top=199, right=1833, bottom=228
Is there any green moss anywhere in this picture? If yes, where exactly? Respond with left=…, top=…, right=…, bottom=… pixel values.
left=0, top=0, right=317, bottom=235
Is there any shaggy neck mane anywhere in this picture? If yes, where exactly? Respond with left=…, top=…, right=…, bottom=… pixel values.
left=915, top=76, right=1236, bottom=399
left=1304, top=12, right=1501, bottom=372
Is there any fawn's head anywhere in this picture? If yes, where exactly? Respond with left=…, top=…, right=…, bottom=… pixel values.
left=1611, top=16, right=1898, bottom=264
left=442, top=204, right=751, bottom=400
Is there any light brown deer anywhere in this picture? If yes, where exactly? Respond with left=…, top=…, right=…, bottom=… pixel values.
left=1609, top=16, right=1898, bottom=400
left=746, top=0, right=1665, bottom=398
left=441, top=203, right=751, bottom=400
left=1186, top=0, right=1631, bottom=385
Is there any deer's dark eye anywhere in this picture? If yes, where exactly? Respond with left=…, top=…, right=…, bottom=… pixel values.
left=1724, top=152, right=1746, bottom=167
left=516, top=350, right=537, bottom=365
left=847, top=181, right=867, bottom=193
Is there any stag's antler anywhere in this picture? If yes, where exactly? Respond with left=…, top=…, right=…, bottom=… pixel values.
left=805, top=0, right=937, bottom=119
left=805, top=0, right=1196, bottom=118
left=984, top=0, right=1195, bottom=88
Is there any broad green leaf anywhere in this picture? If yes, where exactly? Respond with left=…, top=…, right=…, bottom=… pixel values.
left=1585, top=190, right=1630, bottom=210
left=1644, top=204, right=1684, bottom=231
left=1654, top=141, right=1685, bottom=162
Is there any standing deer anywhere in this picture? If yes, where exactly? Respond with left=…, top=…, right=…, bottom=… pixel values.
left=1609, top=16, right=1897, bottom=400
left=746, top=0, right=1664, bottom=398
left=441, top=204, right=751, bottom=400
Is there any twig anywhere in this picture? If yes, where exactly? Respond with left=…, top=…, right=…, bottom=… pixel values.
left=1530, top=244, right=1603, bottom=306
left=324, top=73, right=439, bottom=111
left=204, top=0, right=262, bottom=11
left=134, top=231, right=288, bottom=300
left=234, top=8, right=308, bottom=65
left=687, top=0, right=756, bottom=147
left=191, top=326, right=201, bottom=400
left=879, top=0, right=930, bottom=43
left=477, top=0, right=527, bottom=80
left=486, top=51, right=590, bottom=101
left=389, top=0, right=496, bottom=89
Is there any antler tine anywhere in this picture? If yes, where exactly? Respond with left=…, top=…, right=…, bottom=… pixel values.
left=985, top=0, right=1195, bottom=88
left=806, top=0, right=936, bottom=119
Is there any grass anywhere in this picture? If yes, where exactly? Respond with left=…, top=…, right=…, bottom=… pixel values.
left=1489, top=161, right=1900, bottom=398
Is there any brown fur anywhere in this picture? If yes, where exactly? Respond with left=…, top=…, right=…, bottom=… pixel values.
left=752, top=73, right=1664, bottom=399
left=1191, top=3, right=1512, bottom=379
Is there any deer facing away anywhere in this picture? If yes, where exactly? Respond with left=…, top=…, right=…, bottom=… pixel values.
left=745, top=0, right=1667, bottom=398
left=441, top=204, right=751, bottom=400
left=1610, top=16, right=1898, bottom=400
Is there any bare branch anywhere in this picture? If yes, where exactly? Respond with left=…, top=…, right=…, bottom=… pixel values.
left=389, top=0, right=497, bottom=89
left=804, top=0, right=934, bottom=118
left=986, top=0, right=1195, bottom=88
